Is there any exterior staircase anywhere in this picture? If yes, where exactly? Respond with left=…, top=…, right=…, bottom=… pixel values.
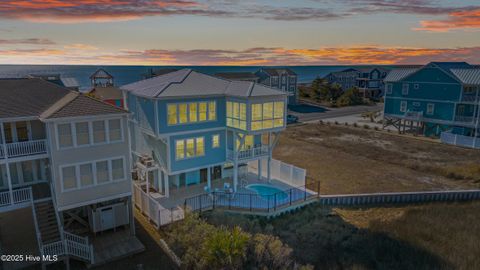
left=34, top=200, right=62, bottom=245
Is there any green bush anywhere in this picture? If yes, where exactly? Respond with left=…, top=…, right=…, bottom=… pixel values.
left=337, top=87, right=364, bottom=107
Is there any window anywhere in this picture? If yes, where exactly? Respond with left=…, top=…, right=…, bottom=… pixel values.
left=167, top=104, right=177, bottom=125
left=199, top=102, right=207, bottom=121
left=402, top=83, right=409, bottom=95
left=186, top=138, right=195, bottom=158
left=167, top=101, right=216, bottom=125
left=175, top=137, right=205, bottom=160
left=75, top=122, right=90, bottom=146
left=386, top=84, right=393, bottom=94
left=226, top=101, right=247, bottom=130
left=236, top=135, right=254, bottom=151
left=196, top=137, right=205, bottom=156
left=414, top=83, right=419, bottom=90
left=93, top=121, right=106, bottom=143
left=427, top=103, right=435, bottom=115
left=79, top=163, right=94, bottom=187
left=400, top=101, right=407, bottom=113
left=212, top=134, right=220, bottom=148
left=108, top=119, right=122, bottom=142
left=251, top=101, right=285, bottom=131
left=111, top=158, right=125, bottom=181
left=189, top=103, right=198, bottom=122
left=208, top=101, right=216, bottom=121
left=58, top=124, right=73, bottom=148
left=176, top=140, right=185, bottom=159
left=96, top=161, right=109, bottom=184
left=62, top=166, right=77, bottom=190
left=179, top=104, right=188, bottom=124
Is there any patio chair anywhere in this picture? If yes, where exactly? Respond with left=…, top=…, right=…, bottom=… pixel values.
left=223, top=182, right=231, bottom=190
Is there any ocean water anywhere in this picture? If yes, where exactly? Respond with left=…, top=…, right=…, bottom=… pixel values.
left=0, top=65, right=391, bottom=90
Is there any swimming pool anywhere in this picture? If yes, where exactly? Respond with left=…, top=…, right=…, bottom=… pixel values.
left=246, top=184, right=288, bottom=200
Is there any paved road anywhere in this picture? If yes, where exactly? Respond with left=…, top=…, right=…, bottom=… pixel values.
left=289, top=102, right=384, bottom=123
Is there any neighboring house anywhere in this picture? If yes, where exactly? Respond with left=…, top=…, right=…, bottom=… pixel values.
left=142, top=68, right=179, bottom=79
left=383, top=62, right=480, bottom=149
left=88, top=68, right=124, bottom=108
left=121, top=69, right=288, bottom=208
left=215, top=72, right=260, bottom=83
left=0, top=79, right=141, bottom=268
left=324, top=67, right=389, bottom=99
left=27, top=73, right=80, bottom=91
left=255, top=68, right=298, bottom=104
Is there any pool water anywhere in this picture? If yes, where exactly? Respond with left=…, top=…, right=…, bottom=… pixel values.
left=246, top=184, right=288, bottom=200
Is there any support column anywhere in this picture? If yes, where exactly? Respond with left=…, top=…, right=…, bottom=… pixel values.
left=267, top=157, right=271, bottom=182
left=164, top=173, right=169, bottom=198
left=157, top=168, right=162, bottom=193
left=207, top=166, right=211, bottom=189
left=0, top=122, right=13, bottom=204
left=257, top=159, right=262, bottom=180
left=145, top=169, right=149, bottom=196
left=233, top=161, right=238, bottom=192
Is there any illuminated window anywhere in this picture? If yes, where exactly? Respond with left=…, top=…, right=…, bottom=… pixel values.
left=179, top=104, right=188, bottom=124
left=226, top=101, right=247, bottom=130
left=189, top=103, right=198, bottom=122
left=251, top=101, right=285, bottom=131
left=198, top=102, right=207, bottom=121
left=176, top=140, right=185, bottom=159
left=168, top=104, right=177, bottom=125
left=186, top=138, right=195, bottom=158
left=196, top=137, right=205, bottom=156
left=208, top=101, right=216, bottom=120
left=236, top=135, right=254, bottom=151
left=212, top=134, right=220, bottom=148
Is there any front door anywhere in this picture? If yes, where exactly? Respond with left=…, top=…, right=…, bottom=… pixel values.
left=212, top=166, right=222, bottom=180
left=200, top=168, right=208, bottom=183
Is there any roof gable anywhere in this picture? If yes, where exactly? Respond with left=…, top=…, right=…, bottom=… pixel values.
left=44, top=94, right=126, bottom=119
left=450, top=69, right=480, bottom=85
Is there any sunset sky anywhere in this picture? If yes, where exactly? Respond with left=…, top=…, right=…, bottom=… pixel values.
left=0, top=0, right=479, bottom=65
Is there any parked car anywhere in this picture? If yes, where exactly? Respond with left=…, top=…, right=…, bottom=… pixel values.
left=287, top=114, right=299, bottom=124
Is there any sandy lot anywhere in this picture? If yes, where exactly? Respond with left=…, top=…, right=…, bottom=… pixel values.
left=274, top=123, right=480, bottom=194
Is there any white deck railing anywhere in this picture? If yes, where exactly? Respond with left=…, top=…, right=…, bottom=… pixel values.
left=227, top=145, right=269, bottom=161
left=441, top=132, right=480, bottom=149
left=0, top=187, right=32, bottom=208
left=461, top=94, right=478, bottom=102
left=133, top=183, right=184, bottom=227
left=4, top=139, right=47, bottom=158
left=40, top=231, right=93, bottom=263
left=455, top=116, right=475, bottom=123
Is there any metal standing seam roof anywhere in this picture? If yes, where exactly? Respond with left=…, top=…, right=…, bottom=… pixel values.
left=450, top=69, right=480, bottom=85
left=383, top=68, right=419, bottom=82
left=121, top=68, right=287, bottom=98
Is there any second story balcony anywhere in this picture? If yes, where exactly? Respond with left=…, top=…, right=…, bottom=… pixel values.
left=227, top=145, right=269, bottom=161
left=0, top=139, right=48, bottom=160
left=455, top=116, right=475, bottom=123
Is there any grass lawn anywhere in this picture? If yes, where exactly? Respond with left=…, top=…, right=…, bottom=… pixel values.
left=275, top=123, right=480, bottom=194
left=204, top=201, right=480, bottom=269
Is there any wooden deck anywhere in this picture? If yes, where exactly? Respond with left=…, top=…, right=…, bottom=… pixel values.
left=90, top=228, right=145, bottom=267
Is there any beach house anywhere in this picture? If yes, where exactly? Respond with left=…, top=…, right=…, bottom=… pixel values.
left=122, top=69, right=310, bottom=226
left=255, top=68, right=298, bottom=104
left=383, top=62, right=480, bottom=148
left=324, top=67, right=389, bottom=99
left=0, top=79, right=141, bottom=268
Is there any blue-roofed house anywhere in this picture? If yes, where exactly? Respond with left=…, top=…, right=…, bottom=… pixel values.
left=121, top=69, right=311, bottom=223
left=383, top=62, right=480, bottom=149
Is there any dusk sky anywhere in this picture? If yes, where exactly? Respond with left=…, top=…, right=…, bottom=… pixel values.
left=0, top=0, right=479, bottom=65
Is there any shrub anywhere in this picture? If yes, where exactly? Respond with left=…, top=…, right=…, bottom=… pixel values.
left=337, top=87, right=364, bottom=107
left=363, top=124, right=370, bottom=129
left=353, top=123, right=358, bottom=127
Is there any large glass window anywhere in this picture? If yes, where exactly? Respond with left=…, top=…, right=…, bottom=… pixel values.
left=168, top=104, right=177, bottom=125
left=75, top=122, right=90, bottom=146
left=179, top=104, right=188, bottom=124
left=236, top=135, right=254, bottom=151
left=251, top=101, right=284, bottom=130
left=176, top=140, right=185, bottom=159
left=212, top=134, right=220, bottom=148
left=58, top=124, right=73, bottom=148
left=96, top=161, right=109, bottom=184
left=93, top=121, right=106, bottom=143
left=79, top=163, right=94, bottom=187
left=111, top=158, right=125, bottom=181
left=227, top=101, right=247, bottom=130
left=208, top=101, right=216, bottom=120
left=199, top=102, right=207, bottom=121
left=196, top=137, right=205, bottom=156
left=189, top=103, right=198, bottom=122
left=175, top=137, right=205, bottom=160
left=62, top=166, right=77, bottom=190
left=108, top=119, right=122, bottom=142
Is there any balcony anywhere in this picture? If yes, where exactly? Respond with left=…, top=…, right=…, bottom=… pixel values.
left=454, top=116, right=475, bottom=123
left=404, top=110, right=423, bottom=120
left=227, top=145, right=270, bottom=161
left=461, top=95, right=478, bottom=103
left=0, top=139, right=47, bottom=159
